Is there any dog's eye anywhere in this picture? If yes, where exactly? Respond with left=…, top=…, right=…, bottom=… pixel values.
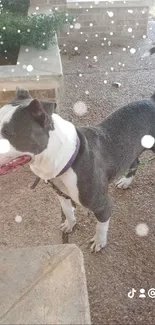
left=3, top=129, right=14, bottom=137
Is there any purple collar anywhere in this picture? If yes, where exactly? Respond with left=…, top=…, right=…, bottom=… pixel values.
left=56, top=136, right=80, bottom=177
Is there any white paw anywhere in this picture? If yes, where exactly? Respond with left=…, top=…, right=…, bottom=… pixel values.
left=60, top=219, right=76, bottom=233
left=116, top=176, right=133, bottom=189
left=90, top=236, right=106, bottom=252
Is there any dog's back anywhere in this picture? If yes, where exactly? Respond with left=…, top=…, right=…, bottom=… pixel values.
left=76, top=95, right=155, bottom=182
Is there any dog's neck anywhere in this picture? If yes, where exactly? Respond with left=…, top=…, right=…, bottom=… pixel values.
left=30, top=114, right=77, bottom=180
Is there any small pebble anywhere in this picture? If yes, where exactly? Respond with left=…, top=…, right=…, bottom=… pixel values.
left=112, top=82, right=121, bottom=88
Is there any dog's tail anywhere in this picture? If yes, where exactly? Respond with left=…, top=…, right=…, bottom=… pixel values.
left=151, top=91, right=155, bottom=101
left=142, top=46, right=155, bottom=58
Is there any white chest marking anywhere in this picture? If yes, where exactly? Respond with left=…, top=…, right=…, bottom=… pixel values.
left=59, top=168, right=81, bottom=205
left=30, top=114, right=78, bottom=180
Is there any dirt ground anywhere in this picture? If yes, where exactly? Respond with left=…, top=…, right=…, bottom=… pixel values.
left=1, top=26, right=155, bottom=324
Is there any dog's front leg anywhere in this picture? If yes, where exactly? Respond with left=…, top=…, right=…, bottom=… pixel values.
left=58, top=196, right=76, bottom=233
left=90, top=196, right=111, bottom=252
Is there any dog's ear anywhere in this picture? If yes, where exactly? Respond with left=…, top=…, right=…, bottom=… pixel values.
left=26, top=99, right=53, bottom=129
left=40, top=100, right=57, bottom=115
left=15, top=87, right=32, bottom=100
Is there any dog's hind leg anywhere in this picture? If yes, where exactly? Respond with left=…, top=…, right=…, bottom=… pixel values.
left=116, top=158, right=139, bottom=189
left=58, top=196, right=76, bottom=233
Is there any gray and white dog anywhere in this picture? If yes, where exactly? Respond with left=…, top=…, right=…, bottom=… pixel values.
left=0, top=87, right=155, bottom=252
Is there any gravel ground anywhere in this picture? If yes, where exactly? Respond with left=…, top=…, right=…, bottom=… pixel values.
left=1, top=23, right=155, bottom=325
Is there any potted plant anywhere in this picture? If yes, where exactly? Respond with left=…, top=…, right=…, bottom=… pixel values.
left=0, top=0, right=74, bottom=66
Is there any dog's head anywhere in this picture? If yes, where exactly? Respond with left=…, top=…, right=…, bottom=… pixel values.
left=0, top=87, right=56, bottom=175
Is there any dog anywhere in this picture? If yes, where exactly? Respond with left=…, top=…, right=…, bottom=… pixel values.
left=0, top=87, right=155, bottom=252
left=142, top=46, right=155, bottom=58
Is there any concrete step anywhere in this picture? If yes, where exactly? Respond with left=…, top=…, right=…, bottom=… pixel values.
left=0, top=244, right=91, bottom=325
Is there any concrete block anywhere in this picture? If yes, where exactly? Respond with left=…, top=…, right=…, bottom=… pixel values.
left=0, top=244, right=91, bottom=325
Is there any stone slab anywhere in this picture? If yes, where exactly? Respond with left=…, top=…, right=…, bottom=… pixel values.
left=0, top=244, right=91, bottom=325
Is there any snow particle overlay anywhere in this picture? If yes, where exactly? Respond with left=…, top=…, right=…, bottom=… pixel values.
left=73, top=101, right=88, bottom=116
left=128, top=28, right=132, bottom=33
left=93, top=55, right=97, bottom=60
left=85, top=90, right=89, bottom=95
left=74, top=23, right=81, bottom=30
left=143, top=35, right=146, bottom=39
left=128, top=9, right=133, bottom=13
left=89, top=23, right=93, bottom=27
left=135, top=223, right=149, bottom=237
left=141, top=135, right=155, bottom=149
left=74, top=46, right=78, bottom=51
left=0, top=139, right=10, bottom=154
left=107, top=11, right=114, bottom=17
left=27, top=65, right=33, bottom=72
left=25, top=48, right=29, bottom=52
left=104, top=80, right=107, bottom=84
left=15, top=215, right=22, bottom=223
left=123, top=47, right=126, bottom=51
left=130, top=48, right=136, bottom=54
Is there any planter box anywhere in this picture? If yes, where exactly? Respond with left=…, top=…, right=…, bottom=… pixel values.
left=0, top=6, right=63, bottom=111
left=58, top=0, right=154, bottom=45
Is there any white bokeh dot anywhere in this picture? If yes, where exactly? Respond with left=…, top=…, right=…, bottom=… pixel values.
left=141, top=135, right=155, bottom=149
left=15, top=215, right=22, bottom=223
left=93, top=55, right=97, bottom=60
left=74, top=23, right=81, bottom=30
left=128, top=9, right=133, bottom=13
left=107, top=11, right=114, bottom=17
left=85, top=90, right=89, bottom=95
left=130, top=48, right=136, bottom=54
left=0, top=139, right=10, bottom=153
left=135, top=223, right=149, bottom=237
left=104, top=80, right=107, bottom=84
left=73, top=101, right=87, bottom=116
left=74, top=46, right=78, bottom=51
left=128, top=27, right=132, bottom=33
left=27, top=65, right=33, bottom=72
